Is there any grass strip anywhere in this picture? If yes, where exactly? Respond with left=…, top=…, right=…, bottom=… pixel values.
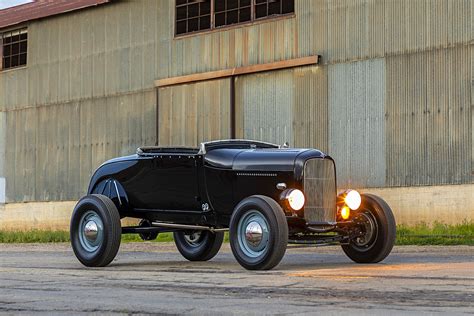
left=0, top=222, right=472, bottom=245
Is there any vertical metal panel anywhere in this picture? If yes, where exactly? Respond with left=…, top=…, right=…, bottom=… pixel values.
left=384, top=0, right=471, bottom=56
left=92, top=9, right=106, bottom=98
left=158, top=79, right=231, bottom=147
left=386, top=46, right=472, bottom=186
left=0, top=112, right=5, bottom=178
left=293, top=65, right=328, bottom=151
left=325, top=0, right=386, bottom=64
left=471, top=44, right=474, bottom=174
left=236, top=70, right=294, bottom=145
left=4, top=110, right=16, bottom=201
left=297, top=0, right=328, bottom=59
left=328, top=58, right=386, bottom=189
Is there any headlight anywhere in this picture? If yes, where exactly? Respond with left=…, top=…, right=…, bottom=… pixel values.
left=344, top=190, right=361, bottom=210
left=282, top=189, right=305, bottom=211
left=340, top=206, right=351, bottom=220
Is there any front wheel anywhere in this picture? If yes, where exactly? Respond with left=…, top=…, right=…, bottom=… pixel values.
left=174, top=230, right=224, bottom=261
left=342, top=193, right=396, bottom=263
left=229, top=195, right=288, bottom=270
left=70, top=194, right=122, bottom=267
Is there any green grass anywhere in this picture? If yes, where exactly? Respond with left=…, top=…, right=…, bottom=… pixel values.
left=396, top=221, right=474, bottom=245
left=0, top=222, right=472, bottom=245
left=0, top=230, right=70, bottom=243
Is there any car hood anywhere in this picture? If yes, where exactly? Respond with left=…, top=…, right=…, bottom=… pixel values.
left=204, top=148, right=327, bottom=172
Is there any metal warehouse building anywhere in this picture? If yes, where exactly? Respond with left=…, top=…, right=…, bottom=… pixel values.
left=0, top=0, right=472, bottom=230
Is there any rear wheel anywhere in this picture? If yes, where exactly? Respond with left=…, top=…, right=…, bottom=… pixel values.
left=70, top=194, right=122, bottom=267
left=229, top=195, right=288, bottom=270
left=174, top=230, right=224, bottom=261
left=342, top=194, right=396, bottom=263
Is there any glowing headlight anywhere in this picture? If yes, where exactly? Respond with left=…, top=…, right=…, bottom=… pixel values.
left=286, top=189, right=305, bottom=211
left=344, top=190, right=361, bottom=210
left=340, top=206, right=351, bottom=220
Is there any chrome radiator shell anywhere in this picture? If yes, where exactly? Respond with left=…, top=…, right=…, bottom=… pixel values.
left=303, top=158, right=337, bottom=223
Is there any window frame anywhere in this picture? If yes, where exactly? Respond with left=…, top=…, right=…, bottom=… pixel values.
left=0, top=26, right=28, bottom=72
left=174, top=0, right=295, bottom=38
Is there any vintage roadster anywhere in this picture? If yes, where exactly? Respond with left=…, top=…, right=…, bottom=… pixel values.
left=70, top=139, right=396, bottom=270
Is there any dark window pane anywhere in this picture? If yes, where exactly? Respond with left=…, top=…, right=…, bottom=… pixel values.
left=188, top=17, right=199, bottom=32
left=20, top=33, right=27, bottom=41
left=176, top=6, right=187, bottom=20
left=200, top=1, right=210, bottom=14
left=282, top=0, right=294, bottom=13
left=3, top=45, right=11, bottom=56
left=19, top=53, right=27, bottom=66
left=176, top=20, right=187, bottom=34
left=4, top=36, right=11, bottom=44
left=239, top=7, right=251, bottom=22
left=188, top=3, right=199, bottom=17
left=200, top=15, right=211, bottom=30
left=215, top=0, right=225, bottom=12
left=240, top=0, right=251, bottom=6
left=3, top=57, right=10, bottom=69
left=215, top=12, right=225, bottom=27
left=11, top=34, right=19, bottom=43
left=256, top=0, right=266, bottom=3
left=12, top=43, right=19, bottom=55
left=227, top=0, right=238, bottom=10
left=11, top=55, right=19, bottom=67
left=20, top=41, right=27, bottom=53
left=226, top=9, right=238, bottom=24
left=176, top=0, right=186, bottom=5
left=255, top=3, right=267, bottom=18
left=268, top=0, right=281, bottom=15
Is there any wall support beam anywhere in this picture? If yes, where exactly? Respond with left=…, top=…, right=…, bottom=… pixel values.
left=155, top=55, right=319, bottom=88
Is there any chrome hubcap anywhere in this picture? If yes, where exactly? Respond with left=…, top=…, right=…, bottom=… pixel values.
left=237, top=210, right=269, bottom=258
left=78, top=211, right=104, bottom=253
left=84, top=220, right=99, bottom=242
left=245, top=221, right=263, bottom=247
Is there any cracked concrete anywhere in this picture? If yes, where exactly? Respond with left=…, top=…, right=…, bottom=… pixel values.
left=0, top=243, right=473, bottom=315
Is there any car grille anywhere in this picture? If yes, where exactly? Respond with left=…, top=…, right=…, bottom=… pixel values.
left=303, top=158, right=337, bottom=223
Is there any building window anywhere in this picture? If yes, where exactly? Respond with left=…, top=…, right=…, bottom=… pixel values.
left=176, top=0, right=212, bottom=35
left=175, top=0, right=294, bottom=36
left=1, top=28, right=27, bottom=70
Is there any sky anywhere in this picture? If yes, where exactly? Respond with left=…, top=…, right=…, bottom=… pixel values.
left=0, top=0, right=33, bottom=10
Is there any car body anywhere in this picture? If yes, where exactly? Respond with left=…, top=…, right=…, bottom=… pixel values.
left=70, top=139, right=396, bottom=270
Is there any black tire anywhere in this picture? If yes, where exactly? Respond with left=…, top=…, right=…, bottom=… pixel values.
left=174, top=230, right=224, bottom=261
left=70, top=194, right=122, bottom=267
left=229, top=195, right=288, bottom=270
left=342, top=193, right=396, bottom=263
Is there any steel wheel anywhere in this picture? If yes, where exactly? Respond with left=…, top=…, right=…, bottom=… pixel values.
left=183, top=231, right=204, bottom=246
left=78, top=210, right=104, bottom=253
left=174, top=230, right=224, bottom=261
left=230, top=195, right=288, bottom=270
left=70, top=194, right=122, bottom=267
left=342, top=194, right=396, bottom=263
left=350, top=211, right=379, bottom=252
left=237, top=210, right=270, bottom=259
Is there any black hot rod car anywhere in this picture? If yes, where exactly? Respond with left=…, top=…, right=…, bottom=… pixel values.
left=70, top=139, right=396, bottom=270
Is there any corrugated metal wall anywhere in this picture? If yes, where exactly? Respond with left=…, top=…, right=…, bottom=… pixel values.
left=236, top=70, right=294, bottom=145
left=2, top=91, right=155, bottom=202
left=386, top=46, right=472, bottom=186
left=0, top=0, right=472, bottom=202
left=235, top=65, right=328, bottom=151
left=158, top=79, right=231, bottom=147
left=328, top=58, right=386, bottom=188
